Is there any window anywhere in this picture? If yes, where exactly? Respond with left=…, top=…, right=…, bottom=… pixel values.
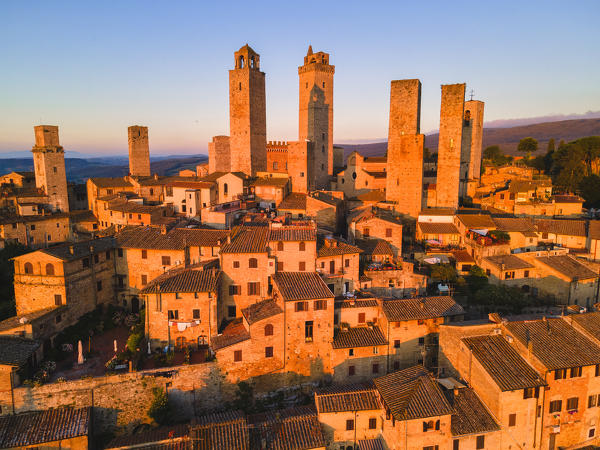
left=372, top=363, right=379, bottom=374
left=141, top=274, right=148, bottom=285
left=596, top=364, right=600, bottom=377
left=247, top=282, right=260, bottom=295
left=162, top=256, right=171, bottom=266
left=423, top=421, right=434, bottom=432
left=349, top=348, right=354, bottom=356
left=234, top=350, right=242, bottom=362
left=142, top=250, right=147, bottom=259
left=265, top=324, right=274, bottom=336
left=567, top=397, right=579, bottom=411
left=30, top=224, right=36, bottom=231
left=508, top=413, right=516, bottom=427
left=168, top=310, right=179, bottom=320
left=265, top=346, right=273, bottom=358
left=346, top=419, right=354, bottom=431
left=570, top=366, right=582, bottom=378
left=82, top=258, right=90, bottom=268
left=299, top=261, right=306, bottom=271
left=299, top=241, right=306, bottom=251
left=314, top=300, right=327, bottom=310
left=273, top=162, right=278, bottom=170
left=345, top=258, right=350, bottom=268
left=394, top=339, right=401, bottom=348
left=227, top=305, right=236, bottom=317
left=249, top=258, right=258, bottom=268
left=555, top=368, right=568, bottom=380
left=233, top=261, right=240, bottom=268
left=549, top=400, right=562, bottom=413
left=590, top=428, right=596, bottom=438
left=358, top=313, right=366, bottom=323
left=118, top=249, right=123, bottom=257
left=524, top=270, right=529, bottom=278
left=363, top=227, right=370, bottom=237
left=24, top=262, right=33, bottom=274
left=588, top=395, right=598, bottom=408
left=418, top=337, right=425, bottom=346
left=96, top=281, right=102, bottom=292
left=295, top=301, right=308, bottom=312
left=106, top=250, right=111, bottom=260
left=369, top=417, right=376, bottom=429
left=94, top=254, right=99, bottom=264
left=453, top=440, right=460, bottom=450
left=523, top=387, right=540, bottom=399
left=54, top=294, right=62, bottom=306
left=476, top=436, right=485, bottom=450
left=276, top=261, right=284, bottom=271
left=277, top=241, right=284, bottom=251
left=305, top=321, right=313, bottom=342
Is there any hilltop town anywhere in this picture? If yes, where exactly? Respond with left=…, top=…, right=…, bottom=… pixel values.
left=1, top=44, right=600, bottom=450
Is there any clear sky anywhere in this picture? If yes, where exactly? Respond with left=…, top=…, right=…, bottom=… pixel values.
left=1, top=1, right=599, bottom=155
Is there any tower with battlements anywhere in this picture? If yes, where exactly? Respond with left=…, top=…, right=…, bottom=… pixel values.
left=32, top=125, right=69, bottom=212
left=436, top=83, right=466, bottom=209
left=229, top=44, right=267, bottom=176
left=128, top=125, right=151, bottom=177
left=298, top=45, right=334, bottom=189
left=385, top=79, right=424, bottom=218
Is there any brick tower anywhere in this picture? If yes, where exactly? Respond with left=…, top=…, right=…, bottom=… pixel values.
left=436, top=83, right=465, bottom=209
left=32, top=125, right=69, bottom=212
left=229, top=44, right=267, bottom=176
left=298, top=45, right=334, bottom=189
left=385, top=79, right=424, bottom=218
left=128, top=125, right=150, bottom=177
left=208, top=136, right=231, bottom=173
left=459, top=100, right=485, bottom=198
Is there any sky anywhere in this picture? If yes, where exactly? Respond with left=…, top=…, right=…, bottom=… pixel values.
left=1, top=1, right=599, bottom=156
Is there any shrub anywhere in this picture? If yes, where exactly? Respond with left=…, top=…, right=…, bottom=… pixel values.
left=148, top=388, right=171, bottom=425
left=126, top=332, right=143, bottom=354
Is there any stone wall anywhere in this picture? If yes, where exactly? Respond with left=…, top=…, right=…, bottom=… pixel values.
left=128, top=126, right=151, bottom=177
left=208, top=135, right=231, bottom=174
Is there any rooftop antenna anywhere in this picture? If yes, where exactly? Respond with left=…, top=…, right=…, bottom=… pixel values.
left=469, top=89, right=474, bottom=101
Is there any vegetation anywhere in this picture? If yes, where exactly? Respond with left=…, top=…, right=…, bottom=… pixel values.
left=517, top=137, right=538, bottom=159
left=429, top=264, right=458, bottom=283
left=483, top=145, right=513, bottom=166
left=0, top=242, right=30, bottom=320
left=148, top=387, right=171, bottom=425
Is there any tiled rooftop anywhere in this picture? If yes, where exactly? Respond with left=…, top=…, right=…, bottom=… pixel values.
left=535, top=255, right=597, bottom=280
left=381, top=296, right=464, bottom=322
left=484, top=254, right=534, bottom=270
left=418, top=222, right=460, bottom=235
left=241, top=298, right=283, bottom=325
left=140, top=268, right=221, bottom=294
left=274, top=272, right=334, bottom=301
left=318, top=238, right=362, bottom=257
left=570, top=311, right=600, bottom=340
left=116, top=226, right=229, bottom=250
left=446, top=388, right=500, bottom=436
left=534, top=219, right=586, bottom=237
left=220, top=226, right=269, bottom=254
left=332, top=325, right=388, bottom=349
left=316, top=384, right=380, bottom=413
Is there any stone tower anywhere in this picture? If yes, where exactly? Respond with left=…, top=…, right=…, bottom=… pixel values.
left=385, top=79, right=424, bottom=218
left=208, top=136, right=231, bottom=173
left=128, top=125, right=150, bottom=177
left=298, top=45, right=335, bottom=189
left=229, top=44, right=267, bottom=176
left=32, top=125, right=69, bottom=212
left=436, top=83, right=465, bottom=209
left=459, top=100, right=485, bottom=198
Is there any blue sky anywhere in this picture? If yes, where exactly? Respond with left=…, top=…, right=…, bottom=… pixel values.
left=1, top=1, right=599, bottom=155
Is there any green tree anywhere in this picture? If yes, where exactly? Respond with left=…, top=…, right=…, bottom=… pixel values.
left=526, top=155, right=546, bottom=172
left=579, top=174, right=600, bottom=209
left=483, top=145, right=502, bottom=160
left=465, top=265, right=488, bottom=295
left=148, top=388, right=171, bottom=425
left=430, top=264, right=458, bottom=283
left=0, top=242, right=30, bottom=320
left=547, top=138, right=555, bottom=153
left=517, top=137, right=538, bottom=160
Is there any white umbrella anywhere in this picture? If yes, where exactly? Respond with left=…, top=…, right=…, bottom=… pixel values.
left=77, top=340, right=84, bottom=365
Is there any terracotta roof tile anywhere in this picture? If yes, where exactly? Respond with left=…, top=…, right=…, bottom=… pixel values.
left=462, top=335, right=546, bottom=391
left=0, top=407, right=90, bottom=448
left=0, top=336, right=40, bottom=367
left=38, top=237, right=115, bottom=261
left=190, top=411, right=248, bottom=450
left=316, top=384, right=380, bottom=413
left=241, top=299, right=283, bottom=325
left=106, top=424, right=189, bottom=449
left=358, top=438, right=386, bottom=450
left=457, top=214, right=496, bottom=229
left=382, top=297, right=464, bottom=322
left=89, top=177, right=133, bottom=188
left=492, top=217, right=536, bottom=233
left=418, top=222, right=460, bottom=234
left=534, top=219, right=586, bottom=237
left=571, top=311, right=600, bottom=340
left=140, top=268, right=220, bottom=294
left=446, top=388, right=500, bottom=436
left=277, top=193, right=307, bottom=210
left=318, top=238, right=362, bottom=257
left=220, top=227, right=269, bottom=254
left=452, top=250, right=475, bottom=264
left=274, top=272, right=334, bottom=301
left=268, top=226, right=316, bottom=242
left=356, top=239, right=394, bottom=256
left=505, top=318, right=600, bottom=370
left=116, top=227, right=229, bottom=250
left=590, top=221, right=600, bottom=240
left=251, top=177, right=289, bottom=187
left=483, top=254, right=534, bottom=270
left=335, top=299, right=379, bottom=309
left=535, top=255, right=597, bottom=280
left=373, top=366, right=454, bottom=421
left=333, top=325, right=388, bottom=348
left=210, top=319, right=250, bottom=351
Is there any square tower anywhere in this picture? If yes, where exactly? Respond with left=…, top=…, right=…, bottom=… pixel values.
left=385, top=79, right=424, bottom=218
left=128, top=125, right=150, bottom=177
left=298, top=46, right=335, bottom=189
left=229, top=44, right=267, bottom=176
left=459, top=100, right=485, bottom=198
left=208, top=135, right=231, bottom=173
left=32, top=125, right=69, bottom=212
left=436, top=83, right=466, bottom=209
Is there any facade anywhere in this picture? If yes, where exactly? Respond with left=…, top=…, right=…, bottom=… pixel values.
left=128, top=125, right=151, bottom=177
left=207, top=135, right=231, bottom=174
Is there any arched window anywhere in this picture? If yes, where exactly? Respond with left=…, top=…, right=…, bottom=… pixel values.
left=277, top=242, right=284, bottom=251
left=264, top=324, right=273, bottom=336
left=249, top=258, right=258, bottom=268
left=239, top=55, right=244, bottom=68
left=299, top=242, right=306, bottom=251
left=24, top=262, right=33, bottom=274
left=45, top=263, right=54, bottom=276
left=223, top=183, right=228, bottom=196
left=250, top=55, right=255, bottom=68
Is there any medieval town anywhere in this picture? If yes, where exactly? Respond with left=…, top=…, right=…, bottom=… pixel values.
left=1, top=8, right=600, bottom=450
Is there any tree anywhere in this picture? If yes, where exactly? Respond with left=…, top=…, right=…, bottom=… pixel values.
left=430, top=264, right=458, bottom=283
left=526, top=155, right=546, bottom=172
left=579, top=174, right=600, bottom=209
left=547, top=138, right=555, bottom=153
left=517, top=137, right=538, bottom=160
left=148, top=388, right=171, bottom=425
left=483, top=145, right=512, bottom=166
left=0, top=242, right=30, bottom=320
left=465, top=265, right=488, bottom=295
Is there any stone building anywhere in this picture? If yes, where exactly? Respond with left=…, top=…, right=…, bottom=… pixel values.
left=229, top=45, right=267, bottom=176
left=128, top=125, right=151, bottom=177
left=348, top=207, right=404, bottom=257
left=207, top=135, right=231, bottom=174
left=287, top=140, right=315, bottom=193
left=316, top=237, right=362, bottom=296
left=436, top=84, right=466, bottom=209
left=460, top=100, right=485, bottom=199
left=31, top=125, right=69, bottom=213
left=277, top=192, right=344, bottom=234
left=0, top=213, right=70, bottom=249
left=385, top=79, right=425, bottom=218
left=335, top=152, right=386, bottom=199
left=298, top=45, right=335, bottom=188
left=266, top=141, right=288, bottom=173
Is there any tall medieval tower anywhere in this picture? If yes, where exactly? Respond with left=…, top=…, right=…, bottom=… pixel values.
left=385, top=79, right=425, bottom=218
left=298, top=46, right=334, bottom=189
left=128, top=125, right=151, bottom=177
left=32, top=125, right=69, bottom=212
left=459, top=100, right=485, bottom=198
left=229, top=44, right=267, bottom=176
left=436, top=83, right=466, bottom=209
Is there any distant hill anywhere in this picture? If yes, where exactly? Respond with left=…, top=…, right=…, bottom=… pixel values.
left=0, top=155, right=207, bottom=184
left=338, top=118, right=600, bottom=158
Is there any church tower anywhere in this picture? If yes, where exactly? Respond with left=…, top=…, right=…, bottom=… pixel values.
left=298, top=45, right=334, bottom=189
left=32, top=125, right=69, bottom=212
left=229, top=44, right=267, bottom=176
left=128, top=125, right=150, bottom=177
